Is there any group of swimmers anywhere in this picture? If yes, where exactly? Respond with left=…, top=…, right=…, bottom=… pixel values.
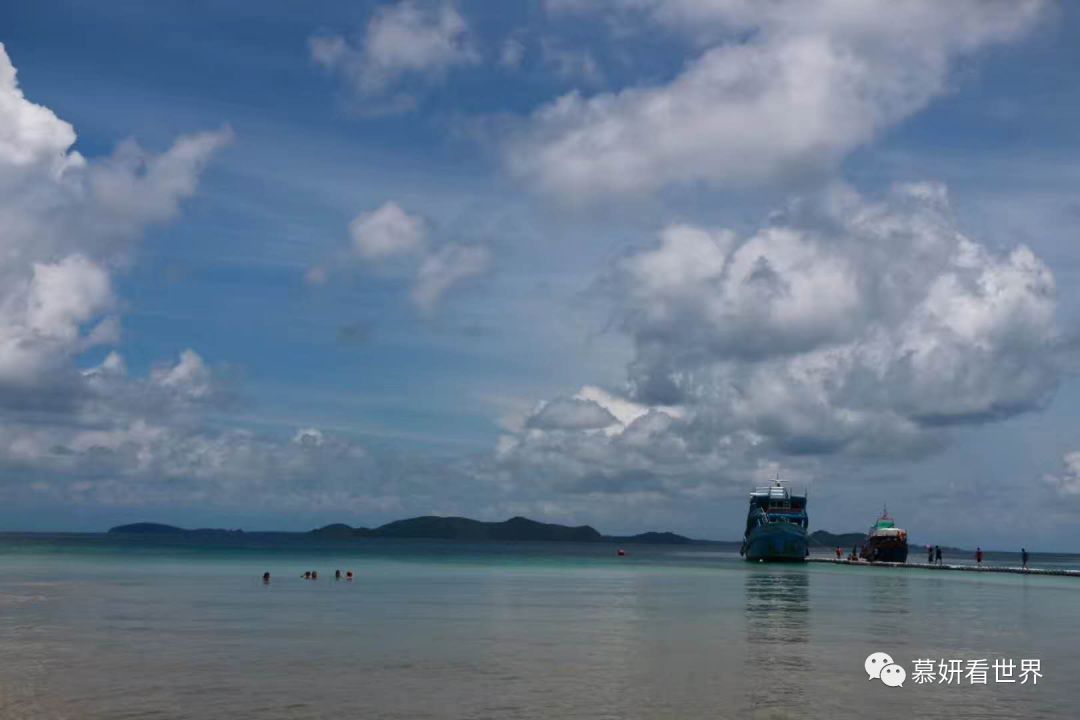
left=260, top=569, right=355, bottom=583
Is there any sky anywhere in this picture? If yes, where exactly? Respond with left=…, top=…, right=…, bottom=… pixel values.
left=1, top=0, right=1080, bottom=548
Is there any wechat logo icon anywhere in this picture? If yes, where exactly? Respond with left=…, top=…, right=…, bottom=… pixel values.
left=866, top=652, right=906, bottom=688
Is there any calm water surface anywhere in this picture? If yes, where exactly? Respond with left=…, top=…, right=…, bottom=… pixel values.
left=1, top=535, right=1077, bottom=719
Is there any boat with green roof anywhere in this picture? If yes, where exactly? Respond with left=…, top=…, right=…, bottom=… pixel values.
left=859, top=507, right=909, bottom=563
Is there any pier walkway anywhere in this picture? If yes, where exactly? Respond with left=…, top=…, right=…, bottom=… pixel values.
left=806, top=557, right=1080, bottom=577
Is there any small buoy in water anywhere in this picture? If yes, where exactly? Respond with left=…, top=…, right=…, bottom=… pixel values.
left=617, top=549, right=626, bottom=556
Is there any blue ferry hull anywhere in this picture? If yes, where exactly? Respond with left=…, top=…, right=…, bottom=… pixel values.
left=743, top=522, right=808, bottom=562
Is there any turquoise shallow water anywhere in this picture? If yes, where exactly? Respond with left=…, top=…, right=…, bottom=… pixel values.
left=1, top=534, right=1078, bottom=719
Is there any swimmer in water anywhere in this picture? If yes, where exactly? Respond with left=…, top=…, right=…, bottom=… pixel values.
left=335, top=569, right=341, bottom=580
left=346, top=570, right=354, bottom=581
left=263, top=572, right=270, bottom=583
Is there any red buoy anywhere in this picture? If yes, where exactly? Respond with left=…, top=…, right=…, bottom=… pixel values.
left=617, top=549, right=626, bottom=556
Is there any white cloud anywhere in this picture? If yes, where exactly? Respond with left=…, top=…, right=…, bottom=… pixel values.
left=612, top=182, right=1059, bottom=453
left=349, top=200, right=427, bottom=259
left=411, top=242, right=491, bottom=313
left=151, top=349, right=215, bottom=401
left=0, top=42, right=77, bottom=172
left=490, top=181, right=1061, bottom=502
left=491, top=383, right=721, bottom=501
left=0, top=45, right=229, bottom=398
left=510, top=0, right=1046, bottom=199
left=293, top=427, right=326, bottom=447
left=0, top=44, right=247, bottom=512
left=314, top=201, right=491, bottom=314
left=85, top=351, right=126, bottom=377
left=525, top=396, right=619, bottom=431
left=0, top=255, right=115, bottom=386
left=26, top=255, right=114, bottom=344
left=311, top=1, right=477, bottom=113
left=360, top=1, right=475, bottom=83
left=1045, top=452, right=1080, bottom=497
left=574, top=385, right=683, bottom=430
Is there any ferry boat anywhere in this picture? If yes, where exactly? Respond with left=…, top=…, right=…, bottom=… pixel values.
left=740, top=480, right=808, bottom=562
left=859, top=507, right=908, bottom=563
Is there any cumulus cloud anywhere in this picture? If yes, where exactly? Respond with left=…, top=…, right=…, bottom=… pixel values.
left=0, top=46, right=76, bottom=170
left=0, top=338, right=411, bottom=517
left=615, top=182, right=1058, bottom=453
left=293, top=427, right=326, bottom=447
left=525, top=396, right=619, bottom=431
left=509, top=0, right=1046, bottom=199
left=0, top=44, right=229, bottom=402
left=492, top=383, right=733, bottom=502
left=311, top=1, right=478, bottom=113
left=314, top=201, right=491, bottom=313
left=150, top=349, right=216, bottom=401
left=0, top=44, right=250, bottom=509
left=482, top=383, right=719, bottom=511
left=411, top=242, right=492, bottom=313
left=0, top=255, right=114, bottom=386
left=492, top=182, right=1061, bottom=500
left=1045, top=451, right=1080, bottom=498
left=5, top=420, right=366, bottom=511
left=349, top=200, right=427, bottom=259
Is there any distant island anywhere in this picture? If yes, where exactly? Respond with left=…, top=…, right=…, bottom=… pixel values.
left=107, top=522, right=245, bottom=537
left=108, top=515, right=701, bottom=545
left=808, top=529, right=869, bottom=548
left=110, top=517, right=943, bottom=550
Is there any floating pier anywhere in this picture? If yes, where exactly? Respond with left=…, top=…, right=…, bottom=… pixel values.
left=807, top=557, right=1080, bottom=577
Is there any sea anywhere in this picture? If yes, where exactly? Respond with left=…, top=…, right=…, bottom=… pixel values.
left=1, top=533, right=1078, bottom=720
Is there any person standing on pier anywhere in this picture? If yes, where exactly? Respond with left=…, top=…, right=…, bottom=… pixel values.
left=1022, top=548, right=1029, bottom=570
left=976, top=547, right=984, bottom=566
left=935, top=546, right=943, bottom=565
left=927, top=545, right=933, bottom=564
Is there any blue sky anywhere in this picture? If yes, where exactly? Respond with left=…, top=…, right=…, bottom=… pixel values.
left=1, top=1, right=1079, bottom=548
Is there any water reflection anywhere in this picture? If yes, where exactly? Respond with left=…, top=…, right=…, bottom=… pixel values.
left=743, top=569, right=810, bottom=717
left=866, top=573, right=911, bottom=616
left=861, top=572, right=911, bottom=649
